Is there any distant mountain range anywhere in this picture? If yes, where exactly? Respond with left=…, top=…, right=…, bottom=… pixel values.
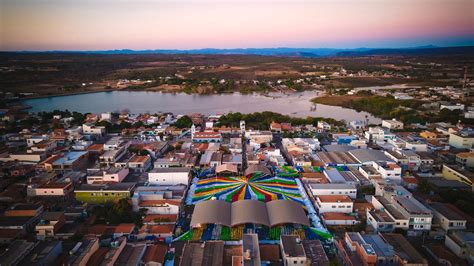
left=9, top=45, right=474, bottom=57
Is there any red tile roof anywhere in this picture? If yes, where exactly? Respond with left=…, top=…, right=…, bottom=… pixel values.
left=318, top=195, right=352, bottom=203
left=143, top=244, right=167, bottom=264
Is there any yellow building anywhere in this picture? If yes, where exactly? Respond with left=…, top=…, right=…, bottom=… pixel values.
left=456, top=152, right=474, bottom=168
left=442, top=165, right=474, bottom=191
left=420, top=131, right=437, bottom=140
left=448, top=132, right=474, bottom=149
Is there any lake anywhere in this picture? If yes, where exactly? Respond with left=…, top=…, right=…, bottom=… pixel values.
left=22, top=90, right=381, bottom=124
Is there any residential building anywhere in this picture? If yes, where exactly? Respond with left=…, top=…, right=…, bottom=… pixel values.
left=340, top=232, right=397, bottom=266
left=82, top=123, right=106, bottom=135
left=429, top=202, right=467, bottom=231
left=316, top=195, right=353, bottom=214
left=382, top=119, right=404, bottom=130
left=148, top=167, right=190, bottom=186
left=365, top=127, right=396, bottom=143
left=35, top=212, right=65, bottom=240
left=456, top=152, right=474, bottom=168
left=308, top=183, right=357, bottom=199
left=4, top=203, right=44, bottom=217
left=43, top=151, right=89, bottom=172
left=27, top=181, right=74, bottom=199
left=74, top=183, right=136, bottom=204
left=128, top=154, right=152, bottom=173
left=280, top=235, right=307, bottom=266
left=86, top=167, right=129, bottom=184
left=367, top=209, right=396, bottom=233
left=442, top=164, right=474, bottom=191
left=381, top=233, right=428, bottom=266
left=445, top=231, right=474, bottom=265
left=448, top=129, right=474, bottom=149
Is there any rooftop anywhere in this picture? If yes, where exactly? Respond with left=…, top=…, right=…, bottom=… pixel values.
left=281, top=235, right=305, bottom=257
left=317, top=195, right=352, bottom=203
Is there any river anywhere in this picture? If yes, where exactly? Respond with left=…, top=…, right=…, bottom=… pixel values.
left=22, top=90, right=381, bottom=124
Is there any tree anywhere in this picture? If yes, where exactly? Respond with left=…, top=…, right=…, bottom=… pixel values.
left=174, top=115, right=193, bottom=129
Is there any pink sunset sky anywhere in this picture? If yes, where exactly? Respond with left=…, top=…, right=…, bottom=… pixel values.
left=1, top=0, right=473, bottom=51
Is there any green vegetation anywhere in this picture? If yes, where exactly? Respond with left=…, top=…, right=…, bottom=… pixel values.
left=92, top=198, right=146, bottom=227
left=438, top=190, right=474, bottom=217
left=313, top=95, right=474, bottom=124
left=173, top=115, right=193, bottom=129
left=217, top=111, right=344, bottom=130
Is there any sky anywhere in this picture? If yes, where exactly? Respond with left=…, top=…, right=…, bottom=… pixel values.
left=1, top=0, right=473, bottom=51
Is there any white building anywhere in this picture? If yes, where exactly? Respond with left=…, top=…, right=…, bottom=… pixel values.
left=308, top=183, right=357, bottom=199
left=429, top=202, right=467, bottom=232
left=382, top=119, right=404, bottom=130
left=440, top=103, right=465, bottom=111
left=82, top=123, right=105, bottom=135
left=148, top=167, right=190, bottom=186
left=86, top=167, right=129, bottom=184
left=349, top=120, right=365, bottom=130
left=316, top=195, right=353, bottom=214
left=317, top=121, right=331, bottom=130
left=445, top=231, right=474, bottom=264
left=131, top=186, right=183, bottom=214
left=365, top=127, right=396, bottom=143
left=280, top=235, right=307, bottom=266
left=372, top=161, right=402, bottom=184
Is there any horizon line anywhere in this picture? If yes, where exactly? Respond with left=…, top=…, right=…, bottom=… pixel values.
left=3, top=44, right=474, bottom=53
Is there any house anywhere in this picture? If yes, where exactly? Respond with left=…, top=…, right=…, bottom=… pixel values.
left=316, top=195, right=353, bottom=214
left=86, top=167, right=129, bottom=184
left=370, top=195, right=432, bottom=232
left=148, top=167, right=190, bottom=186
left=138, top=224, right=174, bottom=240
left=440, top=103, right=465, bottom=111
left=372, top=161, right=402, bottom=184
left=382, top=119, right=404, bottom=130
left=442, top=164, right=474, bottom=191
left=321, top=212, right=358, bottom=226
left=367, top=209, right=396, bottom=233
left=82, top=123, right=106, bottom=135
left=317, top=121, right=331, bottom=131
left=74, top=182, right=136, bottom=204
left=4, top=203, right=44, bottom=217
left=27, top=181, right=74, bottom=199
left=128, top=155, right=152, bottom=173
left=143, top=244, right=167, bottom=266
left=455, top=152, right=474, bottom=168
left=280, top=235, right=307, bottom=266
left=215, top=164, right=238, bottom=176
left=364, top=127, right=396, bottom=143
left=66, top=238, right=100, bottom=266
left=349, top=120, right=365, bottom=130
left=445, top=231, right=474, bottom=265
left=308, top=183, right=357, bottom=199
left=429, top=202, right=467, bottom=231
left=341, top=232, right=397, bottom=265
left=191, top=125, right=222, bottom=143
left=99, top=146, right=127, bottom=167
left=448, top=129, right=474, bottom=149
left=43, top=151, right=89, bottom=172
left=245, top=130, right=273, bottom=150
left=35, top=212, right=65, bottom=240
left=16, top=241, right=63, bottom=266
left=381, top=233, right=428, bottom=266
left=270, top=122, right=282, bottom=132
left=131, top=186, right=183, bottom=215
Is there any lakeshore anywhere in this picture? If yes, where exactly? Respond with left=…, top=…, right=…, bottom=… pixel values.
left=21, top=90, right=382, bottom=124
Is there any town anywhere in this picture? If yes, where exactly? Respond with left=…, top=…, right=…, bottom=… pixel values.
left=0, top=106, right=472, bottom=265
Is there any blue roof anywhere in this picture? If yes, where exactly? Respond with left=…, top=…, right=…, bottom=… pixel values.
left=53, top=151, right=87, bottom=165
